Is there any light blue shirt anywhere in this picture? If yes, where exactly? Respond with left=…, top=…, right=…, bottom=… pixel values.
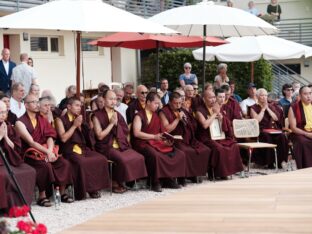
left=247, top=8, right=259, bottom=16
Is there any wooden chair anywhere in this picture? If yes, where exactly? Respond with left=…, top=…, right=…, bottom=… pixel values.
left=233, top=119, right=278, bottom=175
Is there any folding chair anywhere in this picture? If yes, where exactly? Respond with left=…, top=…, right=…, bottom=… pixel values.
left=233, top=119, right=278, bottom=175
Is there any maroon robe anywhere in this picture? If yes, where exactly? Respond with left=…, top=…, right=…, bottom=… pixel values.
left=160, top=105, right=211, bottom=177
left=126, top=99, right=144, bottom=124
left=7, top=110, right=17, bottom=126
left=131, top=110, right=186, bottom=183
left=93, top=109, right=147, bottom=183
left=196, top=104, right=243, bottom=177
left=59, top=114, right=110, bottom=200
left=0, top=122, right=36, bottom=210
left=18, top=113, right=72, bottom=193
left=289, top=101, right=312, bottom=169
left=250, top=103, right=288, bottom=166
left=221, top=97, right=242, bottom=122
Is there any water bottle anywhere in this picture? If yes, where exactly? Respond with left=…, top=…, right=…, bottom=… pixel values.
left=55, top=187, right=61, bottom=210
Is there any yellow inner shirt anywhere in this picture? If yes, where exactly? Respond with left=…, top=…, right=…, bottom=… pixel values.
left=30, top=117, right=37, bottom=128
left=303, top=102, right=312, bottom=132
left=145, top=109, right=153, bottom=124
left=107, top=110, right=120, bottom=149
left=68, top=113, right=82, bottom=155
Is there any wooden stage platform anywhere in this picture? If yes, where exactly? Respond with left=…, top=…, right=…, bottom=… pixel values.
left=61, top=168, right=312, bottom=233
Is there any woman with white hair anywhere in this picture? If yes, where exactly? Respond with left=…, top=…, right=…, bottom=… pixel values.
left=179, top=62, right=198, bottom=88
left=214, top=63, right=229, bottom=89
left=250, top=88, right=288, bottom=168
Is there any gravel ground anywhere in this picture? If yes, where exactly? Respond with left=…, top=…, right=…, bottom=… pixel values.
left=5, top=166, right=292, bottom=234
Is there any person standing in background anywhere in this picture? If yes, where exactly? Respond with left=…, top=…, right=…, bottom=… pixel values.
left=0, top=48, right=16, bottom=95
left=267, top=0, right=282, bottom=21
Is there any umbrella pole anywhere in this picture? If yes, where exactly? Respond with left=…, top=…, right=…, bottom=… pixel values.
left=156, top=41, right=160, bottom=83
left=251, top=62, right=254, bottom=83
left=76, top=31, right=81, bottom=97
left=202, top=25, right=207, bottom=89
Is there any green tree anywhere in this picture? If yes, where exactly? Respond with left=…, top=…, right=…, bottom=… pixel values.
left=141, top=49, right=273, bottom=99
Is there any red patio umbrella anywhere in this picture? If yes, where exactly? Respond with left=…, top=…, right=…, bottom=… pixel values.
left=89, top=32, right=227, bottom=83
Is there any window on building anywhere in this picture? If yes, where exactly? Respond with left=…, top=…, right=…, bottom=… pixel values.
left=30, top=37, right=48, bottom=51
left=30, top=36, right=62, bottom=53
left=81, top=38, right=98, bottom=52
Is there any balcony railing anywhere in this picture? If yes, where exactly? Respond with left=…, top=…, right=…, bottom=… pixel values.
left=0, top=0, right=48, bottom=12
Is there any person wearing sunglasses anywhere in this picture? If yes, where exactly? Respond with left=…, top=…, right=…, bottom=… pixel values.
left=179, top=62, right=198, bottom=88
left=126, top=85, right=149, bottom=124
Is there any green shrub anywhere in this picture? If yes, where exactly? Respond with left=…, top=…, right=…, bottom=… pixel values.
left=141, top=49, right=273, bottom=99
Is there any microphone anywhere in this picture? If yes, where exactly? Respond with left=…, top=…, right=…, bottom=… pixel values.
left=178, top=108, right=187, bottom=126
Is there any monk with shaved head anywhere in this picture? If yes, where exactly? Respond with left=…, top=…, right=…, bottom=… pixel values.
left=126, top=85, right=149, bottom=124
left=0, top=100, right=36, bottom=211
left=195, top=90, right=244, bottom=179
left=15, top=94, right=73, bottom=207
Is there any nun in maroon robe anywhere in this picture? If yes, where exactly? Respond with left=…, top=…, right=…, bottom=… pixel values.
left=220, top=85, right=242, bottom=122
left=250, top=102, right=288, bottom=167
left=159, top=93, right=210, bottom=180
left=196, top=91, right=243, bottom=178
left=17, top=112, right=72, bottom=197
left=93, top=91, right=147, bottom=192
left=0, top=121, right=36, bottom=211
left=288, top=88, right=312, bottom=169
left=56, top=98, right=110, bottom=200
left=131, top=92, right=186, bottom=191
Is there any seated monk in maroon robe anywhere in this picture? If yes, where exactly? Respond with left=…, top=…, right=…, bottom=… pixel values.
left=15, top=94, right=73, bottom=207
left=0, top=101, right=36, bottom=212
left=220, top=85, right=242, bottom=122
left=0, top=93, right=18, bottom=126
left=159, top=92, right=211, bottom=185
left=288, top=86, right=312, bottom=169
left=131, top=92, right=186, bottom=192
left=250, top=88, right=288, bottom=168
left=93, top=90, right=147, bottom=193
left=196, top=90, right=244, bottom=179
left=126, top=85, right=148, bottom=124
left=55, top=97, right=110, bottom=199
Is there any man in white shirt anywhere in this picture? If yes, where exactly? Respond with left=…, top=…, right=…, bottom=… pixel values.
left=10, top=82, right=26, bottom=118
left=114, top=87, right=128, bottom=124
left=11, top=53, right=37, bottom=97
left=240, top=83, right=257, bottom=117
left=0, top=48, right=16, bottom=94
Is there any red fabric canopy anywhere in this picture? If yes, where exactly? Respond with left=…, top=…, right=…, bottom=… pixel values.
left=89, top=32, right=227, bottom=49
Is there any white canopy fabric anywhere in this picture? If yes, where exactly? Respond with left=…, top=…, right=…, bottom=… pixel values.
left=192, top=36, right=312, bottom=62
left=0, top=0, right=176, bottom=34
left=149, top=0, right=278, bottom=37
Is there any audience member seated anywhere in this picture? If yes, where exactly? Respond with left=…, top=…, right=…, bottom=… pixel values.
left=214, top=63, right=230, bottom=89
left=196, top=90, right=244, bottom=179
left=55, top=97, right=110, bottom=199
left=267, top=0, right=282, bottom=21
left=10, top=82, right=26, bottom=118
left=58, top=85, right=76, bottom=111
left=0, top=100, right=36, bottom=212
left=288, top=86, right=312, bottom=169
left=219, top=85, right=242, bottom=122
left=0, top=93, right=17, bottom=126
left=15, top=94, right=73, bottom=207
left=179, top=63, right=198, bottom=88
left=29, top=84, right=40, bottom=98
left=131, top=92, right=186, bottom=192
left=114, top=87, right=128, bottom=124
left=278, top=83, right=293, bottom=118
left=159, top=92, right=211, bottom=185
left=93, top=90, right=147, bottom=193
left=122, top=83, right=135, bottom=105
left=229, top=80, right=242, bottom=103
left=247, top=1, right=261, bottom=16
left=126, top=85, right=148, bottom=124
left=250, top=88, right=288, bottom=168
left=240, top=83, right=257, bottom=118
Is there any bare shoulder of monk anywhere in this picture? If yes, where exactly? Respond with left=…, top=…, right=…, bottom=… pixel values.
left=163, top=132, right=183, bottom=141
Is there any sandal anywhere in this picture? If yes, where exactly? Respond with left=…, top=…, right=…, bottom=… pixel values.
left=89, top=191, right=101, bottom=199
left=37, top=197, right=52, bottom=207
left=61, top=194, right=74, bottom=203
left=112, top=185, right=127, bottom=194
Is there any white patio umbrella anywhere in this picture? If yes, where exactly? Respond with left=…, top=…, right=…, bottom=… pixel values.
left=192, top=35, right=312, bottom=82
left=192, top=36, right=312, bottom=62
left=149, top=0, right=278, bottom=86
left=0, top=0, right=176, bottom=95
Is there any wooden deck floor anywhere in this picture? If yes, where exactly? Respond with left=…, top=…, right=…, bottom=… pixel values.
left=61, top=168, right=312, bottom=234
